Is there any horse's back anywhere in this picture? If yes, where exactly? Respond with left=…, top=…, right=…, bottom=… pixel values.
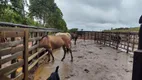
left=39, top=35, right=64, bottom=49
left=55, top=32, right=71, bottom=40
left=49, top=36, right=65, bottom=46
left=55, top=33, right=71, bottom=47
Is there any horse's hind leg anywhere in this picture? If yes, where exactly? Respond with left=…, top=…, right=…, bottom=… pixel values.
left=61, top=46, right=66, bottom=61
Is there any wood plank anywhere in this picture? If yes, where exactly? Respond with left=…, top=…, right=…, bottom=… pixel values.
left=127, top=33, right=130, bottom=53
left=0, top=40, right=23, bottom=49
left=0, top=51, right=23, bottom=65
left=13, top=73, right=24, bottom=80
left=28, top=52, right=48, bottom=71
left=28, top=44, right=39, bottom=52
left=29, top=37, right=41, bottom=42
left=0, top=27, right=25, bottom=31
left=29, top=29, right=48, bottom=32
left=0, top=75, right=11, bottom=80
left=28, top=48, right=45, bottom=62
left=0, top=31, right=24, bottom=38
left=29, top=29, right=58, bottom=33
left=0, top=46, right=24, bottom=57
left=23, top=29, right=29, bottom=80
left=0, top=60, right=23, bottom=75
left=5, top=68, right=18, bottom=76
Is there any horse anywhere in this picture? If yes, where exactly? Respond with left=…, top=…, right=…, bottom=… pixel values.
left=110, top=34, right=121, bottom=49
left=70, top=31, right=84, bottom=45
left=55, top=32, right=71, bottom=39
left=39, top=34, right=73, bottom=62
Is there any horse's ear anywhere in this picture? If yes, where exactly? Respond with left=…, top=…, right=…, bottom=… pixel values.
left=40, top=35, right=48, bottom=41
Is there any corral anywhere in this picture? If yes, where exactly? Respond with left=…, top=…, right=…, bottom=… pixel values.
left=0, top=22, right=140, bottom=80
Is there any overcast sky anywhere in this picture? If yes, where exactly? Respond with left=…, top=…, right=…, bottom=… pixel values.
left=55, top=0, right=142, bottom=31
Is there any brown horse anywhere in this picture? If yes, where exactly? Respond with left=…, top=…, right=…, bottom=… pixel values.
left=39, top=35, right=73, bottom=62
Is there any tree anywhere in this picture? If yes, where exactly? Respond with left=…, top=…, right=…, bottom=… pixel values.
left=29, top=0, right=67, bottom=31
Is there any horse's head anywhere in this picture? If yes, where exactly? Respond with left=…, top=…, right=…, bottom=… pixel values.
left=39, top=35, right=50, bottom=48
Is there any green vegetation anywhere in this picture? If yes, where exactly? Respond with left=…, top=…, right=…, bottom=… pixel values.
left=0, top=0, right=67, bottom=31
left=103, top=27, right=140, bottom=32
left=29, top=0, right=67, bottom=31
left=0, top=0, right=40, bottom=26
left=68, top=28, right=78, bottom=32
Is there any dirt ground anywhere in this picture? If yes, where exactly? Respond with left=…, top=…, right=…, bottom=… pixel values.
left=33, top=39, right=133, bottom=80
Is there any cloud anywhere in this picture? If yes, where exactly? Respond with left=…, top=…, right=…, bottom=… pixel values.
left=55, top=0, right=142, bottom=31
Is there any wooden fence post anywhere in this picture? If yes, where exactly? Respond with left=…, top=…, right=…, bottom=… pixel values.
left=99, top=32, right=101, bottom=44
left=23, top=29, right=29, bottom=80
left=91, top=31, right=93, bottom=40
left=11, top=37, right=16, bottom=78
left=101, top=32, right=103, bottom=44
left=103, top=32, right=106, bottom=45
left=109, top=32, right=111, bottom=47
left=31, top=32, right=34, bottom=54
left=132, top=34, right=136, bottom=52
left=94, top=32, right=96, bottom=43
left=126, top=32, right=130, bottom=53
left=97, top=32, right=98, bottom=43
left=98, top=32, right=100, bottom=43
left=84, top=32, right=85, bottom=41
left=88, top=32, right=89, bottom=39
left=116, top=32, right=120, bottom=49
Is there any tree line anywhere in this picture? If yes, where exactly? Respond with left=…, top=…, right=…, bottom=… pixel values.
left=0, top=0, right=67, bottom=31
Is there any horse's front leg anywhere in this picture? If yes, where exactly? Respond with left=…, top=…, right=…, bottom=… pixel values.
left=45, top=50, right=50, bottom=62
left=74, top=38, right=77, bottom=45
left=48, top=49, right=54, bottom=61
left=69, top=48, right=73, bottom=62
left=61, top=46, right=66, bottom=61
left=74, top=40, right=76, bottom=45
left=47, top=53, right=50, bottom=62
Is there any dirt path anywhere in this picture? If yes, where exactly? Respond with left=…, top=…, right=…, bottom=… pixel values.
left=33, top=39, right=133, bottom=80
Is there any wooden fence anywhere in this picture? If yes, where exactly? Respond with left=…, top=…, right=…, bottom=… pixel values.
left=0, top=22, right=139, bottom=80
left=0, top=22, right=59, bottom=80
left=79, top=31, right=139, bottom=53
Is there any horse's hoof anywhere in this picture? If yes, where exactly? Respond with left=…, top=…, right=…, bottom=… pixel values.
left=61, top=59, right=64, bottom=61
left=51, top=60, right=54, bottom=63
left=71, top=60, right=73, bottom=62
left=48, top=60, right=50, bottom=62
left=46, top=61, right=49, bottom=64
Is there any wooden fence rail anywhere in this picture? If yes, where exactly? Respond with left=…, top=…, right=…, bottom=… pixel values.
left=0, top=22, right=59, bottom=80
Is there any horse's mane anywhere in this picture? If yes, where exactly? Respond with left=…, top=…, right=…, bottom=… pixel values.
left=40, top=35, right=48, bottom=41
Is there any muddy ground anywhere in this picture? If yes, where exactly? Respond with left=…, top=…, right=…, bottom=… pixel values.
left=33, top=39, right=133, bottom=80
